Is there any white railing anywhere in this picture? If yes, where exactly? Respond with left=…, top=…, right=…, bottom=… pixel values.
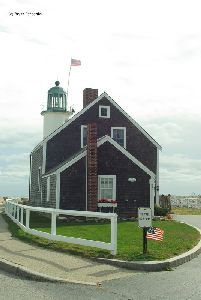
left=5, top=199, right=117, bottom=255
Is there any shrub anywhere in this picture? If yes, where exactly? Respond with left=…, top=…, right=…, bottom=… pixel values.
left=154, top=205, right=169, bottom=216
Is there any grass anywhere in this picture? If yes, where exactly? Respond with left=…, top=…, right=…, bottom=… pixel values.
left=2, top=211, right=200, bottom=261
left=171, top=207, right=201, bottom=215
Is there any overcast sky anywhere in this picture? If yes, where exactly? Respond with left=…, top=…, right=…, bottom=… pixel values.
left=0, top=0, right=201, bottom=197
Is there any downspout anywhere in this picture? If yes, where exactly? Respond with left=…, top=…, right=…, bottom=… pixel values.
left=149, top=177, right=155, bottom=217
left=155, top=148, right=160, bottom=206
left=56, top=172, right=60, bottom=209
left=29, top=154, right=32, bottom=202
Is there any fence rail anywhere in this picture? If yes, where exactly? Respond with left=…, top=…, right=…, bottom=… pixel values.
left=5, top=199, right=117, bottom=255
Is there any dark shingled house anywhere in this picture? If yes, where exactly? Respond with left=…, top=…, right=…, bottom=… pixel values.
left=29, top=82, right=161, bottom=217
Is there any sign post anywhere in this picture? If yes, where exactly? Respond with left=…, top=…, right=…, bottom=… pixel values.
left=143, top=227, right=147, bottom=254
left=138, top=207, right=152, bottom=254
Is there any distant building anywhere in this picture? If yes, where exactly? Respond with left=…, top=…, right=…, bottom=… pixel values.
left=29, top=82, right=162, bottom=216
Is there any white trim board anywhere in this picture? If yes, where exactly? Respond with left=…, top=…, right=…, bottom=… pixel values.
left=32, top=92, right=162, bottom=153
left=43, top=135, right=155, bottom=178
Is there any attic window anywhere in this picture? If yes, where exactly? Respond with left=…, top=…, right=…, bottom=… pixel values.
left=81, top=125, right=87, bottom=148
left=99, top=106, right=110, bottom=118
left=111, top=127, right=126, bottom=148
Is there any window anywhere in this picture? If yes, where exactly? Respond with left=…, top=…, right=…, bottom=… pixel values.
left=99, top=106, right=110, bottom=118
left=38, top=167, right=42, bottom=192
left=111, top=127, right=126, bottom=148
left=81, top=125, right=87, bottom=148
left=98, top=175, right=116, bottom=200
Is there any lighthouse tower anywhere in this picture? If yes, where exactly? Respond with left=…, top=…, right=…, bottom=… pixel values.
left=41, top=81, right=73, bottom=138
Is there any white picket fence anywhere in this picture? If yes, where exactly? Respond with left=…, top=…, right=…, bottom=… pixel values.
left=5, top=199, right=117, bottom=255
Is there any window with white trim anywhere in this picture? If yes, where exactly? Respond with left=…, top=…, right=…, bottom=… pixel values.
left=81, top=125, right=87, bottom=148
left=99, top=105, right=110, bottom=118
left=111, top=127, right=126, bottom=148
left=46, top=176, right=50, bottom=202
left=98, top=175, right=116, bottom=200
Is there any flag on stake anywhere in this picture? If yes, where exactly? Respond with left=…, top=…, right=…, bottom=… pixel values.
left=71, top=58, right=81, bottom=66
left=146, top=227, right=164, bottom=241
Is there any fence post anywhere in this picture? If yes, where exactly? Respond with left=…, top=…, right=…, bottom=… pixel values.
left=10, top=202, right=12, bottom=217
left=51, top=212, right=56, bottom=235
left=26, top=209, right=30, bottom=229
left=111, top=214, right=117, bottom=255
left=13, top=204, right=17, bottom=220
left=17, top=206, right=20, bottom=222
left=21, top=207, right=24, bottom=225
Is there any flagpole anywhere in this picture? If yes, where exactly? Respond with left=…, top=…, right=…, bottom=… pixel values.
left=66, top=58, right=72, bottom=102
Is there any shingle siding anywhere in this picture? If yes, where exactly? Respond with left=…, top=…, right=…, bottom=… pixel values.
left=46, top=97, right=157, bottom=174
left=49, top=175, right=57, bottom=208
left=98, top=142, right=151, bottom=216
left=41, top=177, right=47, bottom=205
left=41, top=175, right=57, bottom=208
left=30, top=146, right=43, bottom=206
left=60, top=157, right=86, bottom=211
left=58, top=142, right=151, bottom=215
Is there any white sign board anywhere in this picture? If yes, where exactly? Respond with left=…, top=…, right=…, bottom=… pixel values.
left=138, top=207, right=152, bottom=228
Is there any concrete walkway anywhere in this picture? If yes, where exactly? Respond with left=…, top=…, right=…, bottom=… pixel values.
left=0, top=211, right=137, bottom=285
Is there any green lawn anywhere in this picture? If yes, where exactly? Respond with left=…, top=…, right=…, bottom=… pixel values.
left=3, top=212, right=200, bottom=261
left=172, top=207, right=201, bottom=215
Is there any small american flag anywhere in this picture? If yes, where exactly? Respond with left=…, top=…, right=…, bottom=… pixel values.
left=146, top=227, right=164, bottom=241
left=71, top=58, right=81, bottom=66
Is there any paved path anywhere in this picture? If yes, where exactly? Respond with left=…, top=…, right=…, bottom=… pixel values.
left=174, top=214, right=201, bottom=229
left=0, top=211, right=137, bottom=285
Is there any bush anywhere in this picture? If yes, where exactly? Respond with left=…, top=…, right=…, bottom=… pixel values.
left=154, top=205, right=169, bottom=216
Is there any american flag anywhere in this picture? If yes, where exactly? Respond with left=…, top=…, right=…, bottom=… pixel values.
left=146, top=227, right=164, bottom=241
left=71, top=58, right=81, bottom=66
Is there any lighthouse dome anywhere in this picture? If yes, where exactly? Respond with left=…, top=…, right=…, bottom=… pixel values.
left=47, top=81, right=67, bottom=112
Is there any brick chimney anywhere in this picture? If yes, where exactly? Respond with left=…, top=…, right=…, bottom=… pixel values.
left=83, top=88, right=98, bottom=108
left=87, top=123, right=98, bottom=211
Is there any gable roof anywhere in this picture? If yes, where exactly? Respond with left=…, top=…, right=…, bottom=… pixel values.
left=32, top=92, right=162, bottom=153
left=43, top=135, right=155, bottom=178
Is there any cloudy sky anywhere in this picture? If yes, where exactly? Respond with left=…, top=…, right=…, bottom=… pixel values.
left=0, top=0, right=201, bottom=197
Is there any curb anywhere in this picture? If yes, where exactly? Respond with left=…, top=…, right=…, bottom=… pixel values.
left=0, top=258, right=96, bottom=286
left=95, top=223, right=201, bottom=271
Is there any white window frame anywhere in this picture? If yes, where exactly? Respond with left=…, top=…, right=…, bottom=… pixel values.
left=81, top=125, right=87, bottom=148
left=99, top=105, right=110, bottom=118
left=47, top=176, right=50, bottom=202
left=98, top=175, right=116, bottom=200
left=111, top=127, right=126, bottom=148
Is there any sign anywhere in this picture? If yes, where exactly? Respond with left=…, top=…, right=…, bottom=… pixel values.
left=138, top=207, right=152, bottom=228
